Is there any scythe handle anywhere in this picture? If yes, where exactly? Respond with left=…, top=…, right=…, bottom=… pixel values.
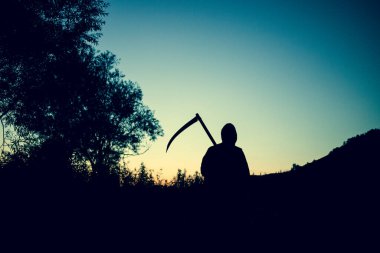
left=196, top=113, right=217, bottom=146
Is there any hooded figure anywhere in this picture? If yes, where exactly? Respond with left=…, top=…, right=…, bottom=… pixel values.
left=200, top=123, right=250, bottom=230
left=201, top=123, right=250, bottom=187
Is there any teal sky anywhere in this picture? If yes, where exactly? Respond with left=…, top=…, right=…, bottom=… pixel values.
left=97, top=0, right=380, bottom=179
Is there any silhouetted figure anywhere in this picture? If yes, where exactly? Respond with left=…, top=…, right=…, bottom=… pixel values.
left=201, top=123, right=250, bottom=186
left=200, top=123, right=250, bottom=230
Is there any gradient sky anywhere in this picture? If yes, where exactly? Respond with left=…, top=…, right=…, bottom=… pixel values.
left=96, top=0, right=380, bottom=179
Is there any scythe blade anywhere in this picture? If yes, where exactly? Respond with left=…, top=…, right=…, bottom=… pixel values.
left=166, top=115, right=198, bottom=152
left=166, top=113, right=217, bottom=152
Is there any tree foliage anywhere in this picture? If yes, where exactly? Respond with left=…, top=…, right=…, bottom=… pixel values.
left=0, top=0, right=163, bottom=176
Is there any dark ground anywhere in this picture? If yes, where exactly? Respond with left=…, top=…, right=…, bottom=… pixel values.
left=0, top=177, right=377, bottom=252
left=1, top=130, right=379, bottom=252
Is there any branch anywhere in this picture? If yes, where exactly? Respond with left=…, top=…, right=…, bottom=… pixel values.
left=0, top=118, right=4, bottom=157
left=122, top=144, right=151, bottom=157
left=0, top=111, right=8, bottom=120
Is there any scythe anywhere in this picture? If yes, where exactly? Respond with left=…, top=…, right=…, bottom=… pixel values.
left=166, top=113, right=216, bottom=152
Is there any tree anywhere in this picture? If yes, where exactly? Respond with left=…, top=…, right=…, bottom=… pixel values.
left=69, top=50, right=163, bottom=178
left=0, top=0, right=163, bottom=178
left=0, top=0, right=109, bottom=145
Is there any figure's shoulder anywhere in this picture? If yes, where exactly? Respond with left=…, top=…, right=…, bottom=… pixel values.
left=230, top=146, right=243, bottom=153
left=233, top=146, right=247, bottom=157
left=209, top=144, right=243, bottom=154
left=207, top=144, right=222, bottom=152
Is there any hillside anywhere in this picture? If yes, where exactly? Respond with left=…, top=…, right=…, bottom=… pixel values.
left=251, top=128, right=380, bottom=187
left=246, top=129, right=379, bottom=250
left=292, top=128, right=380, bottom=176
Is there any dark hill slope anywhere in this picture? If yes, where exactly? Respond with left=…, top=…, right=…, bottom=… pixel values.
left=247, top=129, right=379, bottom=249
left=250, top=128, right=380, bottom=198
left=295, top=128, right=380, bottom=177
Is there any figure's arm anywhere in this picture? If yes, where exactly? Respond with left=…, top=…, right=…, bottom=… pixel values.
left=201, top=148, right=211, bottom=178
left=240, top=150, right=250, bottom=177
